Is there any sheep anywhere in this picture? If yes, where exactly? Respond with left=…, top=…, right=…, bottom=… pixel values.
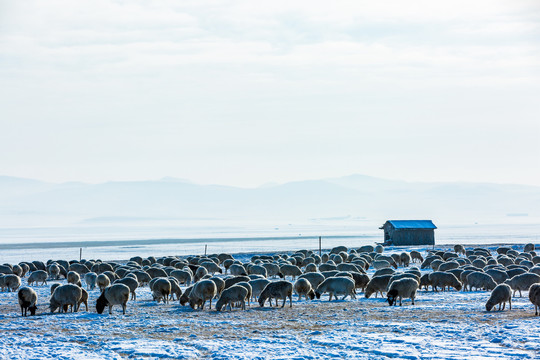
left=419, top=274, right=431, bottom=290
left=295, top=272, right=323, bottom=290
left=132, top=270, right=152, bottom=286
left=96, top=274, right=111, bottom=292
left=428, top=272, right=462, bottom=292
left=348, top=272, right=370, bottom=291
left=200, top=261, right=222, bottom=275
left=114, top=277, right=139, bottom=300
left=279, top=264, right=302, bottom=280
left=400, top=253, right=411, bottom=267
left=3, top=274, right=21, bottom=292
left=85, top=272, right=98, bottom=290
left=262, top=263, right=282, bottom=278
left=504, top=273, right=540, bottom=297
left=69, top=263, right=90, bottom=275
left=180, top=286, right=192, bottom=306
left=466, top=272, right=497, bottom=291
left=365, top=275, right=392, bottom=298
left=375, top=245, right=384, bottom=253
left=18, top=286, right=38, bottom=316
left=410, top=251, right=424, bottom=263
left=246, top=278, right=269, bottom=302
left=234, top=282, right=253, bottom=307
left=167, top=277, right=183, bottom=301
left=529, top=284, right=540, bottom=315
left=216, top=285, right=249, bottom=311
left=150, top=278, right=171, bottom=304
left=50, top=284, right=83, bottom=313
left=189, top=279, right=217, bottom=310
left=224, top=276, right=251, bottom=289
left=209, top=276, right=225, bottom=296
left=315, top=277, right=356, bottom=301
left=67, top=271, right=82, bottom=286
left=373, top=268, right=395, bottom=277
left=485, top=269, right=509, bottom=284
left=258, top=281, right=293, bottom=308
left=248, top=264, right=267, bottom=278
left=485, top=284, right=512, bottom=311
left=170, top=269, right=192, bottom=285
left=229, top=264, right=248, bottom=276
left=524, top=243, right=535, bottom=253
left=294, top=278, right=315, bottom=301
left=373, top=260, right=391, bottom=270
left=12, top=264, right=23, bottom=277
left=96, top=283, right=130, bottom=315
left=319, top=263, right=337, bottom=272
left=454, top=244, right=466, bottom=255
left=387, top=278, right=419, bottom=306
left=47, top=264, right=60, bottom=280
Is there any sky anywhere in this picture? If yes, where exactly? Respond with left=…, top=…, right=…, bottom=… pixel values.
left=1, top=0, right=539, bottom=187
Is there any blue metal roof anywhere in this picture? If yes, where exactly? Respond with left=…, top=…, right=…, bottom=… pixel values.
left=385, top=220, right=437, bottom=229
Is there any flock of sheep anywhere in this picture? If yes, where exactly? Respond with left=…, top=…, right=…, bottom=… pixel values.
left=2, top=242, right=540, bottom=318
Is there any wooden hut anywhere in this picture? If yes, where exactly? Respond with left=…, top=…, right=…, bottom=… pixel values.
left=380, top=220, right=436, bottom=246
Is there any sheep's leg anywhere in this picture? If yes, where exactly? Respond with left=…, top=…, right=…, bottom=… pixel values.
left=289, top=294, right=292, bottom=307
left=509, top=298, right=512, bottom=310
left=122, top=303, right=126, bottom=315
left=109, top=305, right=113, bottom=315
left=519, top=290, right=522, bottom=298
left=328, top=293, right=333, bottom=301
left=281, top=297, right=286, bottom=308
left=399, top=296, right=402, bottom=306
left=341, top=294, right=347, bottom=300
left=241, top=300, right=245, bottom=310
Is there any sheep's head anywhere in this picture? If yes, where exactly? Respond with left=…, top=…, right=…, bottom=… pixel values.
left=314, top=291, right=321, bottom=299
left=49, top=298, right=60, bottom=313
left=453, top=282, right=463, bottom=291
left=485, top=301, right=494, bottom=312
left=29, top=305, right=37, bottom=316
left=258, top=297, right=266, bottom=307
left=215, top=299, right=224, bottom=312
left=364, top=288, right=373, bottom=298
left=308, top=290, right=315, bottom=300
left=96, top=292, right=108, bottom=314
left=387, top=289, right=398, bottom=306
left=277, top=273, right=284, bottom=279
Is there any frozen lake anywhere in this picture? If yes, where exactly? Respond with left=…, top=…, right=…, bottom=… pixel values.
left=0, top=221, right=539, bottom=263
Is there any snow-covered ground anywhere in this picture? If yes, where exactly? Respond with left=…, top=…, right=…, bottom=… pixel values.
left=1, top=246, right=540, bottom=359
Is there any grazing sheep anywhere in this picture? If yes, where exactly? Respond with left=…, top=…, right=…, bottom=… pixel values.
left=114, top=277, right=139, bottom=300
left=189, top=279, right=217, bottom=310
left=504, top=273, right=540, bottom=297
left=373, top=268, right=395, bottom=277
left=170, top=269, right=192, bottom=285
left=96, top=274, right=110, bottom=292
left=50, top=284, right=83, bottom=313
left=262, top=263, right=282, bottom=278
left=400, top=253, right=411, bottom=267
left=387, top=278, right=419, bottom=306
left=454, top=245, right=466, bottom=255
left=28, top=270, right=48, bottom=286
left=438, top=261, right=459, bottom=272
left=410, top=251, right=424, bottom=263
left=48, top=264, right=60, bottom=280
left=294, top=278, right=315, bottom=301
left=486, top=284, right=512, bottom=311
left=18, top=286, right=38, bottom=316
left=365, top=275, right=393, bottom=298
left=69, top=263, right=90, bottom=275
left=150, top=278, right=172, bottom=304
left=209, top=277, right=225, bottom=296
left=279, top=264, right=302, bottom=280
left=419, top=274, right=432, bottom=290
left=485, top=269, right=509, bottom=285
left=524, top=243, right=535, bottom=253
left=298, top=272, right=326, bottom=290
left=248, top=278, right=271, bottom=302
left=375, top=245, right=384, bottom=253
left=234, top=282, right=253, bottom=307
left=229, top=264, right=248, bottom=276
left=529, top=284, right=540, bottom=315
left=200, top=261, right=222, bottom=275
left=248, top=264, right=267, bottom=278
left=96, top=283, right=130, bottom=315
left=85, top=272, right=98, bottom=290
left=466, top=272, right=497, bottom=291
left=428, top=272, right=462, bottom=292
left=3, top=274, right=21, bottom=292
left=167, top=277, right=183, bottom=301
left=258, top=281, right=293, bottom=308
left=319, top=263, right=337, bottom=272
left=216, top=285, right=249, bottom=311
left=132, top=270, right=152, bottom=286
left=180, top=286, right=192, bottom=306
left=67, top=271, right=82, bottom=286
left=224, top=276, right=251, bottom=289
left=315, top=277, right=356, bottom=301
left=194, top=266, right=209, bottom=282
left=373, top=260, right=391, bottom=270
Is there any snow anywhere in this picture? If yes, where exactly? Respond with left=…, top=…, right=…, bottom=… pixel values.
left=1, top=245, right=540, bottom=359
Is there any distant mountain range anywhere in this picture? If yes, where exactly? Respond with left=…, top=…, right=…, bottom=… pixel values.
left=0, top=174, right=539, bottom=227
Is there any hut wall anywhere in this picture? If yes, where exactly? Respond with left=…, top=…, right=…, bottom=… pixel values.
left=392, top=229, right=434, bottom=246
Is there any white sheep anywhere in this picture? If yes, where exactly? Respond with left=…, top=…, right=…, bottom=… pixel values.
left=114, top=277, right=139, bottom=300
left=216, top=285, right=249, bottom=311
left=466, top=272, right=497, bottom=291
left=428, top=272, right=462, bottom=292
left=504, top=273, right=540, bottom=297
left=50, top=284, right=83, bottom=313
left=150, top=278, right=171, bottom=304
left=485, top=284, right=512, bottom=311
left=67, top=271, right=82, bottom=286
left=170, top=269, right=192, bottom=285
left=96, top=274, right=110, bottom=292
left=229, top=264, right=248, bottom=276
left=258, top=281, right=293, bottom=308
left=18, top=286, right=38, bottom=316
left=365, top=275, right=393, bottom=298
left=189, top=279, right=217, bottom=310
left=315, top=277, right=356, bottom=301
left=387, top=278, right=419, bottom=306
left=248, top=278, right=271, bottom=302
left=84, top=272, right=97, bottom=290
left=3, top=274, right=21, bottom=292
left=96, top=283, right=130, bottom=315
left=279, top=264, right=302, bottom=280
left=298, top=272, right=326, bottom=290
left=294, top=278, right=315, bottom=301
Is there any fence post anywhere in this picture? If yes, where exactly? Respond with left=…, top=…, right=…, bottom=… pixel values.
left=319, top=236, right=322, bottom=257
left=79, top=248, right=82, bottom=261
left=205, top=244, right=207, bottom=256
